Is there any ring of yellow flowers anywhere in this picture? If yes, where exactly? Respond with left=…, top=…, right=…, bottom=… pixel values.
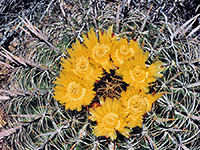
left=53, top=26, right=165, bottom=140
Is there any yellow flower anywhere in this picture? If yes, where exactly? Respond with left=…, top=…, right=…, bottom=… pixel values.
left=89, top=98, right=130, bottom=140
left=146, top=60, right=166, bottom=83
left=111, top=39, right=141, bottom=67
left=53, top=72, right=95, bottom=111
left=120, top=87, right=147, bottom=115
left=120, top=87, right=162, bottom=128
left=125, top=114, right=143, bottom=129
left=145, top=92, right=163, bottom=112
left=62, top=39, right=103, bottom=81
left=82, top=26, right=117, bottom=71
left=118, top=58, right=149, bottom=91
left=118, top=51, right=165, bottom=91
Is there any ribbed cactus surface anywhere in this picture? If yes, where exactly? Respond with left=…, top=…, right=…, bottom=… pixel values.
left=0, top=1, right=199, bottom=150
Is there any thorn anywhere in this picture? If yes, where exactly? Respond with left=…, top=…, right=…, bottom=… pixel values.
left=141, top=40, right=145, bottom=49
left=131, top=25, right=137, bottom=39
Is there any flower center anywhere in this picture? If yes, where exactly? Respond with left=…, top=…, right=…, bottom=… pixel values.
left=127, top=95, right=146, bottom=115
left=120, top=46, right=130, bottom=55
left=131, top=66, right=148, bottom=82
left=128, top=95, right=140, bottom=109
left=75, top=57, right=90, bottom=75
left=93, top=44, right=110, bottom=62
left=114, top=46, right=134, bottom=65
left=68, top=82, right=86, bottom=100
left=103, top=113, right=120, bottom=129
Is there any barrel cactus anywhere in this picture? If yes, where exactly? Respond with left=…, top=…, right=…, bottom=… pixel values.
left=0, top=0, right=199, bottom=150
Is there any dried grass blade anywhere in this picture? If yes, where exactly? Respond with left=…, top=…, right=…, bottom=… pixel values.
left=141, top=5, right=153, bottom=32
left=0, top=51, right=18, bottom=64
left=0, top=96, right=10, bottom=101
left=0, top=61, right=14, bottom=69
left=19, top=17, right=62, bottom=55
left=0, top=89, right=25, bottom=97
left=0, top=126, right=21, bottom=140
left=173, top=14, right=200, bottom=38
left=116, top=4, right=120, bottom=33
left=0, top=46, right=27, bottom=66
left=190, top=115, right=200, bottom=121
left=180, top=144, right=190, bottom=150
left=58, top=0, right=66, bottom=17
left=1, top=46, right=57, bottom=75
left=187, top=24, right=200, bottom=37
left=186, top=82, right=200, bottom=88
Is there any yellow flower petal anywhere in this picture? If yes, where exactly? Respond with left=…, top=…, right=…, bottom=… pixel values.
left=83, top=27, right=117, bottom=71
left=126, top=114, right=143, bottom=128
left=146, top=92, right=163, bottom=111
left=147, top=60, right=166, bottom=79
left=111, top=39, right=136, bottom=67
left=53, top=73, right=95, bottom=111
left=118, top=51, right=165, bottom=91
left=89, top=98, right=130, bottom=140
left=120, top=87, right=162, bottom=128
left=121, top=87, right=147, bottom=117
left=62, top=43, right=103, bottom=81
left=118, top=59, right=149, bottom=91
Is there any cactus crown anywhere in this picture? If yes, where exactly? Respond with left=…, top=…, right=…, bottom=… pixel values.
left=53, top=27, right=165, bottom=140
